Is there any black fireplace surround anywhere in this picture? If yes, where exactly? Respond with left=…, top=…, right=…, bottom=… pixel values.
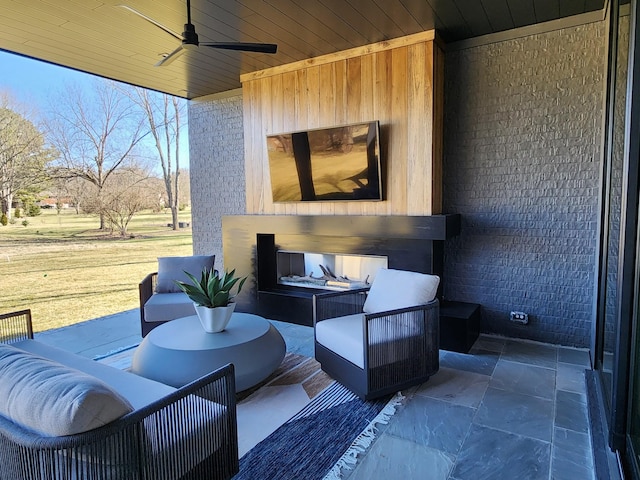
left=222, top=215, right=461, bottom=327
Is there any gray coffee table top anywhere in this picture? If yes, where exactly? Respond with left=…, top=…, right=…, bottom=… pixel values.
left=131, top=313, right=286, bottom=391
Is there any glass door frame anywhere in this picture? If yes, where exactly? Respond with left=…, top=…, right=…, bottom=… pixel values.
left=623, top=0, right=640, bottom=474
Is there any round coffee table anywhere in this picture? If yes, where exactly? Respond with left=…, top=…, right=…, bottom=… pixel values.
left=131, top=313, right=286, bottom=391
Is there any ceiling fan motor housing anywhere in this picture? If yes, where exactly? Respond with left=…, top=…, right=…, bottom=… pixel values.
left=182, top=23, right=199, bottom=46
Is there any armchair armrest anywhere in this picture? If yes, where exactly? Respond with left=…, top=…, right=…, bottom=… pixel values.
left=139, top=272, right=158, bottom=324
left=0, top=309, right=33, bottom=343
left=0, top=363, right=239, bottom=480
left=363, top=299, right=440, bottom=373
left=313, top=288, right=370, bottom=324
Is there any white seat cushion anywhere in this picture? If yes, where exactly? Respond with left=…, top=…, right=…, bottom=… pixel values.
left=363, top=268, right=440, bottom=314
left=0, top=344, right=134, bottom=436
left=316, top=314, right=365, bottom=369
left=144, top=292, right=195, bottom=323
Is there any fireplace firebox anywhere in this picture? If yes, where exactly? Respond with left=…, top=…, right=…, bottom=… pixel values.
left=222, top=215, right=460, bottom=327
left=276, top=251, right=388, bottom=290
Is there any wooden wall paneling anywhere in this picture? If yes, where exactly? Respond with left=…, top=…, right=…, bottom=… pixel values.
left=240, top=31, right=436, bottom=84
left=334, top=60, right=348, bottom=126
left=270, top=74, right=287, bottom=214
left=406, top=42, right=430, bottom=215
left=241, top=32, right=442, bottom=217
left=333, top=59, right=351, bottom=216
left=243, top=79, right=259, bottom=214
left=390, top=46, right=408, bottom=215
left=348, top=52, right=375, bottom=216
left=345, top=56, right=364, bottom=216
left=374, top=48, right=393, bottom=216
left=346, top=56, right=363, bottom=123
left=304, top=66, right=320, bottom=130
left=279, top=71, right=298, bottom=215
left=281, top=71, right=298, bottom=133
left=262, top=75, right=286, bottom=212
left=304, top=65, right=324, bottom=216
left=290, top=68, right=309, bottom=216
left=319, top=62, right=337, bottom=216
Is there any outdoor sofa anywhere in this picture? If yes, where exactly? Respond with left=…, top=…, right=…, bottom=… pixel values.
left=0, top=309, right=238, bottom=480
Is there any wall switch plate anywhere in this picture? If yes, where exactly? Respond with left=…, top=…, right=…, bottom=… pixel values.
left=510, top=311, right=529, bottom=324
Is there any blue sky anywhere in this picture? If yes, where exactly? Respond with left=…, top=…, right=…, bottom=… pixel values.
left=0, top=50, right=189, bottom=169
left=0, top=51, right=84, bottom=106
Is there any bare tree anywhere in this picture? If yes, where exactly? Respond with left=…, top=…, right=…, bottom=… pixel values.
left=0, top=92, right=55, bottom=220
left=99, top=167, right=156, bottom=236
left=47, top=80, right=146, bottom=229
left=127, top=87, right=186, bottom=230
left=49, top=177, right=91, bottom=214
left=178, top=168, right=190, bottom=208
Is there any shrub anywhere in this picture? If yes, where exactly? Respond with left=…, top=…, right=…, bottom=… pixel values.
left=0, top=214, right=7, bottom=226
left=22, top=220, right=29, bottom=227
left=14, top=208, right=21, bottom=218
left=26, top=204, right=41, bottom=217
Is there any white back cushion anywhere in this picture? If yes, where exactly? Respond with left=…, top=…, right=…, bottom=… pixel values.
left=0, top=344, right=134, bottom=436
left=156, top=255, right=215, bottom=293
left=363, top=268, right=439, bottom=314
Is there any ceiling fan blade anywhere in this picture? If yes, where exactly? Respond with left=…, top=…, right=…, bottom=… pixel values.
left=119, top=5, right=183, bottom=41
left=200, top=42, right=278, bottom=54
left=155, top=45, right=186, bottom=67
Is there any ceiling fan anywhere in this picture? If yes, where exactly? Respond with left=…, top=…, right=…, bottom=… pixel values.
left=120, top=0, right=278, bottom=67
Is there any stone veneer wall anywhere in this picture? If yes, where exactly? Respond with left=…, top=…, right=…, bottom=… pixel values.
left=443, top=22, right=606, bottom=347
left=188, top=92, right=245, bottom=269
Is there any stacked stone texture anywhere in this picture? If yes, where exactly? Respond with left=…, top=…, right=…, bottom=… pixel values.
left=188, top=94, right=246, bottom=270
left=443, top=22, right=606, bottom=347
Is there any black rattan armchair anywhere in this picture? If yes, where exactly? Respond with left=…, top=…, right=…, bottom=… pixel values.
left=139, top=272, right=160, bottom=336
left=313, top=269, right=440, bottom=400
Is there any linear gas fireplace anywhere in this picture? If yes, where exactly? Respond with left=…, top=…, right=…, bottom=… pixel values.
left=277, top=251, right=388, bottom=291
left=223, top=214, right=460, bottom=326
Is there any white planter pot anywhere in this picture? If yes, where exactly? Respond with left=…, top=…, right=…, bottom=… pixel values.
left=194, top=303, right=236, bottom=333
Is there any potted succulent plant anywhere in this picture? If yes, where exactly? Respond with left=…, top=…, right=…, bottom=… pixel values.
left=175, top=268, right=247, bottom=333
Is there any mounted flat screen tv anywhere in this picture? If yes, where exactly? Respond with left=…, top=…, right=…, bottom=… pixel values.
left=266, top=121, right=382, bottom=202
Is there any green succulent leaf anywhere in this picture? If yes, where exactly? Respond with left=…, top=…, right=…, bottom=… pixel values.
left=174, top=267, right=248, bottom=308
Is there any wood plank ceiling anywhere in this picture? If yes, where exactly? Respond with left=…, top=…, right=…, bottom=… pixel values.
left=0, top=0, right=605, bottom=99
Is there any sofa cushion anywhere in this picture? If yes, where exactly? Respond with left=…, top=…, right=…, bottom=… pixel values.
left=156, top=255, right=215, bottom=293
left=0, top=344, right=134, bottom=436
left=363, top=268, right=440, bottom=314
left=13, top=339, right=176, bottom=410
left=316, top=314, right=365, bottom=369
left=143, top=291, right=196, bottom=323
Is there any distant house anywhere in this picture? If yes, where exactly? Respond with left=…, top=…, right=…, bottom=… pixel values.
left=38, top=198, right=73, bottom=209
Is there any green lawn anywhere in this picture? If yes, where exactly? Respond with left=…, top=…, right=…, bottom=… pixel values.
left=0, top=209, right=194, bottom=333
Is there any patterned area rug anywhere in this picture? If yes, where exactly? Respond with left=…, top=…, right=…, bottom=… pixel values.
left=235, top=382, right=402, bottom=480
left=96, top=346, right=400, bottom=479
left=94, top=344, right=138, bottom=370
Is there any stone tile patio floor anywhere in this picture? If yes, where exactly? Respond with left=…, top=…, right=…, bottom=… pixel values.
left=35, top=309, right=595, bottom=480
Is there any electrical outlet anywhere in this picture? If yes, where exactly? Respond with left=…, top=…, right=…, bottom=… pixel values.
left=510, top=311, right=529, bottom=324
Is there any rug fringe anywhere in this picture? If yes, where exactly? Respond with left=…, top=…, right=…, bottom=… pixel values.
left=92, top=343, right=139, bottom=361
left=322, top=391, right=405, bottom=480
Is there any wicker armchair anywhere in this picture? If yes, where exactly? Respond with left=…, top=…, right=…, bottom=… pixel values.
left=139, top=255, right=216, bottom=337
left=313, top=269, right=440, bottom=400
left=139, top=272, right=160, bottom=336
left=0, top=309, right=239, bottom=480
